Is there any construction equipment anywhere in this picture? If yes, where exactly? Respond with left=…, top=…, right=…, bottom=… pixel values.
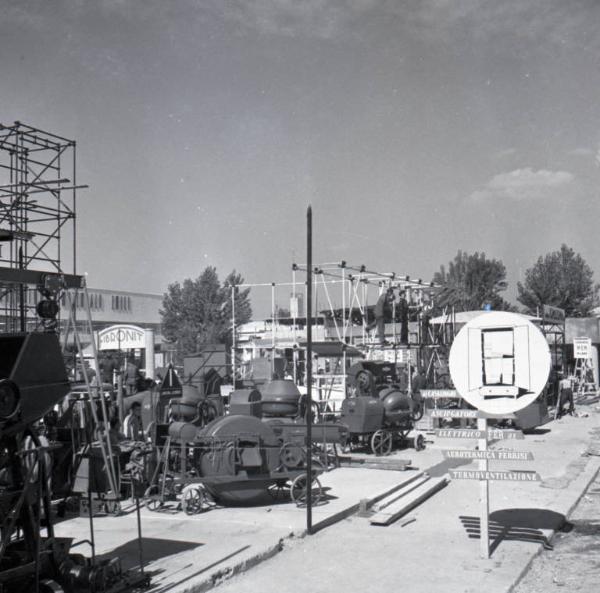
left=341, top=361, right=425, bottom=455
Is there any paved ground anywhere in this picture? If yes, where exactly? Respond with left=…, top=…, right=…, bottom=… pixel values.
left=513, top=429, right=600, bottom=593
left=53, top=408, right=600, bottom=593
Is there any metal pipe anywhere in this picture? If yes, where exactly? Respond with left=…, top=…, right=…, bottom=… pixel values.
left=306, top=206, right=313, bottom=534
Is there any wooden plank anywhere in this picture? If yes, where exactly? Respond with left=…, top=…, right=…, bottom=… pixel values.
left=337, top=456, right=412, bottom=471
left=370, top=477, right=448, bottom=526
left=375, top=474, right=431, bottom=512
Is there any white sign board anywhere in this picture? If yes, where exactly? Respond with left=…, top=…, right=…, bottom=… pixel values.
left=573, top=337, right=592, bottom=359
left=420, top=389, right=460, bottom=399
left=98, top=324, right=146, bottom=350
left=435, top=429, right=485, bottom=439
left=449, top=312, right=551, bottom=415
left=443, top=449, right=533, bottom=461
left=450, top=470, right=540, bottom=482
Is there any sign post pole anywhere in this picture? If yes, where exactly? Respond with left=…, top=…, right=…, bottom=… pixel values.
left=477, top=417, right=489, bottom=559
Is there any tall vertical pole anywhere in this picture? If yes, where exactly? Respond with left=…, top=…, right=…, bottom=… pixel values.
left=271, top=282, right=276, bottom=377
left=478, top=417, right=489, bottom=558
left=306, top=206, right=313, bottom=534
left=231, top=286, right=236, bottom=385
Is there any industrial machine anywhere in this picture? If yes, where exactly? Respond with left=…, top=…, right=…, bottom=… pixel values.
left=0, top=332, right=149, bottom=592
left=341, top=361, right=425, bottom=455
left=142, top=380, right=347, bottom=512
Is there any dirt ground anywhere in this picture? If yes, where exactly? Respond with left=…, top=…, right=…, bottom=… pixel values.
left=513, top=457, right=600, bottom=593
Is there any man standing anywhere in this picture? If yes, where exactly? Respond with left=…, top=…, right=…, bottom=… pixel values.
left=367, top=287, right=394, bottom=346
left=557, top=373, right=574, bottom=419
left=123, top=401, right=143, bottom=441
left=123, top=355, right=140, bottom=395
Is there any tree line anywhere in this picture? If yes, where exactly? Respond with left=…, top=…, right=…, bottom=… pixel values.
left=161, top=244, right=599, bottom=359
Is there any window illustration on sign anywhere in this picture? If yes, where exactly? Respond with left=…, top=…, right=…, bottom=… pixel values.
left=467, top=325, right=531, bottom=399
left=450, top=312, right=549, bottom=415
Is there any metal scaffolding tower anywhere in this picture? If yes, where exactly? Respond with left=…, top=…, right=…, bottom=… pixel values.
left=0, top=121, right=83, bottom=331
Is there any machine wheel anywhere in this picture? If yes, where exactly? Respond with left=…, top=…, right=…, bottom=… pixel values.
left=144, top=485, right=163, bottom=511
left=181, top=485, right=204, bottom=515
left=414, top=433, right=426, bottom=451
left=279, top=443, right=306, bottom=469
left=290, top=474, right=322, bottom=507
left=370, top=429, right=393, bottom=456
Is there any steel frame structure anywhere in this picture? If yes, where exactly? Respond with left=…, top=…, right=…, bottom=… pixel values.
left=0, top=121, right=84, bottom=332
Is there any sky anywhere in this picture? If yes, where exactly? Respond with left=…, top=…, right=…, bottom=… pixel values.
left=1, top=0, right=600, bottom=317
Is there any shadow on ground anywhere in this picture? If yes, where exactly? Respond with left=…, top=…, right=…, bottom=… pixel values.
left=98, top=537, right=203, bottom=570
left=459, top=508, right=567, bottom=555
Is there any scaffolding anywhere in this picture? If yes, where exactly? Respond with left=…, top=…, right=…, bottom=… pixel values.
left=0, top=121, right=84, bottom=332
left=230, top=262, right=447, bottom=400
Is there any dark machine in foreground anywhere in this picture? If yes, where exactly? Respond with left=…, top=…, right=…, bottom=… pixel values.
left=0, top=332, right=148, bottom=593
left=142, top=380, right=346, bottom=511
left=341, top=361, right=425, bottom=455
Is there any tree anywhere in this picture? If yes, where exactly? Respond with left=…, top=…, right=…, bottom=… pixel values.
left=160, top=266, right=252, bottom=360
left=517, top=244, right=599, bottom=317
left=433, top=251, right=511, bottom=312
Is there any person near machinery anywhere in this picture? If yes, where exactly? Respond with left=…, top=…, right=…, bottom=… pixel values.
left=123, top=354, right=141, bottom=395
left=557, top=372, right=575, bottom=418
left=411, top=366, right=427, bottom=416
left=123, top=401, right=144, bottom=441
left=99, top=352, right=118, bottom=386
left=367, top=287, right=395, bottom=345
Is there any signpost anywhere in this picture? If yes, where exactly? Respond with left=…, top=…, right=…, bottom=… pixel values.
left=573, top=337, right=592, bottom=359
left=446, top=312, right=549, bottom=559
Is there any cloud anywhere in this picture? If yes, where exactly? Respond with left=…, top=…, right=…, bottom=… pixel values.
left=569, top=147, right=594, bottom=157
left=471, top=168, right=575, bottom=201
left=207, top=0, right=600, bottom=51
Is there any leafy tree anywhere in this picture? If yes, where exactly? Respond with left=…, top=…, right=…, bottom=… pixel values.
left=517, top=244, right=599, bottom=317
left=160, top=267, right=252, bottom=360
left=433, top=251, right=511, bottom=312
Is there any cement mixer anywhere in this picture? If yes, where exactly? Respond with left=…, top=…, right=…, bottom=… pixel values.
left=341, top=362, right=425, bottom=455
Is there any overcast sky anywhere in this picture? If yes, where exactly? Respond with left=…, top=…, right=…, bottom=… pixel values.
left=2, top=1, right=600, bottom=316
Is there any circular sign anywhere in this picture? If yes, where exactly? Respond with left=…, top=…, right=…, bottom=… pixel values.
left=449, top=312, right=550, bottom=415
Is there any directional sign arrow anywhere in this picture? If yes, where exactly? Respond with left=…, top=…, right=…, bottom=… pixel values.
left=435, top=429, right=485, bottom=439
left=450, top=470, right=540, bottom=481
left=443, top=450, right=534, bottom=461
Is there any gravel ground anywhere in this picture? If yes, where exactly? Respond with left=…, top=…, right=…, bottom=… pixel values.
left=513, top=456, right=600, bottom=593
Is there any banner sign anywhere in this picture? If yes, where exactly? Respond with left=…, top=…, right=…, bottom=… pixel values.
left=450, top=470, right=540, bottom=481
left=421, top=389, right=460, bottom=400
left=98, top=325, right=145, bottom=351
left=573, top=337, right=592, bottom=359
left=431, top=409, right=478, bottom=419
left=541, top=304, right=565, bottom=324
left=443, top=450, right=533, bottom=461
left=435, top=429, right=484, bottom=439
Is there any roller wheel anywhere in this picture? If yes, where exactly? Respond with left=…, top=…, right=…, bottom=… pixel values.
left=181, top=485, right=204, bottom=515
left=414, top=433, right=426, bottom=451
left=371, top=429, right=393, bottom=456
left=279, top=443, right=306, bottom=469
left=290, top=474, right=322, bottom=507
left=144, top=485, right=163, bottom=511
